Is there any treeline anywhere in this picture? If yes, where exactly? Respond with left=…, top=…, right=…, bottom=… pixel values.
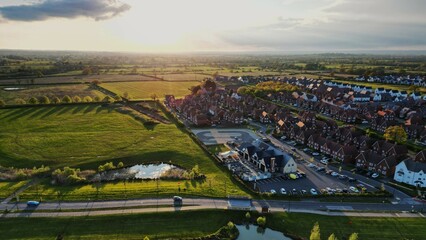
left=0, top=95, right=122, bottom=107
left=237, top=81, right=299, bottom=97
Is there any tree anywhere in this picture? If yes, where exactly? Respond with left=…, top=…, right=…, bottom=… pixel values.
left=83, top=96, right=93, bottom=102
left=245, top=212, right=251, bottom=221
left=62, top=95, right=72, bottom=103
left=328, top=233, right=338, bottom=240
left=73, top=96, right=82, bottom=103
left=39, top=96, right=50, bottom=104
left=52, top=96, right=61, bottom=104
left=113, top=95, right=122, bottom=102
left=93, top=96, right=101, bottom=102
left=384, top=126, right=407, bottom=144
left=150, top=93, right=158, bottom=101
left=28, top=97, right=38, bottom=104
left=310, top=222, right=321, bottom=240
left=256, top=216, right=266, bottom=227
left=15, top=98, right=26, bottom=104
left=143, top=237, right=150, bottom=240
left=103, top=96, right=114, bottom=103
left=117, top=162, right=124, bottom=168
left=348, top=233, right=358, bottom=240
left=0, top=99, right=5, bottom=107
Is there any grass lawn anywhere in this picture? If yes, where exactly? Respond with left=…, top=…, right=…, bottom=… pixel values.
left=0, top=84, right=105, bottom=104
left=101, top=81, right=199, bottom=99
left=0, top=210, right=244, bottom=240
left=0, top=105, right=247, bottom=199
left=206, top=144, right=230, bottom=154
left=267, top=212, right=426, bottom=240
left=0, top=181, right=29, bottom=198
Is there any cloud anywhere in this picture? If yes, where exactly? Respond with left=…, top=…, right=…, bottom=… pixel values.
left=218, top=0, right=426, bottom=51
left=0, top=0, right=131, bottom=22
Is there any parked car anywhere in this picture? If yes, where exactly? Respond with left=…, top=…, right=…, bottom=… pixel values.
left=316, top=167, right=326, bottom=172
left=320, top=159, right=328, bottom=165
left=331, top=172, right=339, bottom=177
left=310, top=188, right=318, bottom=195
left=270, top=189, right=276, bottom=194
left=312, top=152, right=320, bottom=156
left=27, top=201, right=40, bottom=207
left=292, top=188, right=298, bottom=195
left=308, top=163, right=316, bottom=168
left=349, top=186, right=359, bottom=193
left=280, top=188, right=287, bottom=195
left=338, top=174, right=347, bottom=180
left=348, top=177, right=357, bottom=182
left=371, top=173, right=379, bottom=178
left=303, top=148, right=309, bottom=152
left=325, top=170, right=333, bottom=175
left=301, top=189, right=307, bottom=195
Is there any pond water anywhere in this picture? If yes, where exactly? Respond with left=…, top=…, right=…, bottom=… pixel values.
left=236, top=225, right=292, bottom=240
left=3, top=87, right=25, bottom=91
left=97, top=163, right=184, bottom=181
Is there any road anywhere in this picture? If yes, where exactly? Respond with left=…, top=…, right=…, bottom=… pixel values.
left=1, top=197, right=425, bottom=218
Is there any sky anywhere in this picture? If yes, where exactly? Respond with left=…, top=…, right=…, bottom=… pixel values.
left=0, top=0, right=425, bottom=53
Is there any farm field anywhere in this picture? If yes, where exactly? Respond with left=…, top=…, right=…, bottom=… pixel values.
left=0, top=105, right=246, bottom=199
left=0, top=74, right=158, bottom=85
left=155, top=73, right=208, bottom=81
left=101, top=81, right=199, bottom=99
left=0, top=84, right=106, bottom=104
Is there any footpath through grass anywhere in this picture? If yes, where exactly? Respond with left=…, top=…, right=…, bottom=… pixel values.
left=0, top=181, right=28, bottom=199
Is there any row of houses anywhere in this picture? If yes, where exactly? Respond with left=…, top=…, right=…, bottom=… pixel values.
left=354, top=75, right=425, bottom=86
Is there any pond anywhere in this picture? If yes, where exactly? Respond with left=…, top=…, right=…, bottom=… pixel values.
left=236, top=225, right=292, bottom=240
left=96, top=163, right=186, bottom=181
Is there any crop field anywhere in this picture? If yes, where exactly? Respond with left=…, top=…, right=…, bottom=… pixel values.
left=0, top=74, right=158, bottom=85
left=101, top=81, right=199, bottom=99
left=0, top=105, right=246, bottom=199
left=0, top=84, right=106, bottom=104
left=155, top=73, right=209, bottom=81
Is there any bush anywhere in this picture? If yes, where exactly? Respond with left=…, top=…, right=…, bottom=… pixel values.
left=28, top=97, right=38, bottom=104
left=52, top=167, right=88, bottom=185
left=83, top=96, right=93, bottom=102
left=0, top=99, right=5, bottom=107
left=98, top=162, right=116, bottom=172
left=15, top=98, right=26, bottom=104
left=62, top=95, right=72, bottom=103
left=39, top=96, right=50, bottom=104
left=117, top=162, right=124, bottom=168
left=52, top=96, right=61, bottom=104
left=73, top=96, right=82, bottom=103
left=257, top=216, right=266, bottom=227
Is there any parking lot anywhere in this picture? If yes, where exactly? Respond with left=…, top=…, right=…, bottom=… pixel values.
left=192, top=128, right=259, bottom=145
left=255, top=145, right=377, bottom=196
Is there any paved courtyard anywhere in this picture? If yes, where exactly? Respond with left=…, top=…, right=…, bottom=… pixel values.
left=191, top=128, right=259, bottom=145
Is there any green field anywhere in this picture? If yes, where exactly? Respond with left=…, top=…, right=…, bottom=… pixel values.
left=0, top=210, right=242, bottom=240
left=0, top=84, right=106, bottom=104
left=0, top=105, right=246, bottom=199
left=1, top=210, right=425, bottom=240
left=101, top=81, right=199, bottom=99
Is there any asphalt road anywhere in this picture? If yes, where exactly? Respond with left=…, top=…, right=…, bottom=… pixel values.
left=1, top=197, right=425, bottom=218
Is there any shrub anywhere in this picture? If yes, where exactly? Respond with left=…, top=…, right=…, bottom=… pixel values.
left=83, top=96, right=93, bottom=102
left=257, top=216, right=266, bottom=227
left=73, top=96, right=82, bottom=103
left=15, top=98, right=26, bottom=104
left=62, top=95, right=72, bottom=103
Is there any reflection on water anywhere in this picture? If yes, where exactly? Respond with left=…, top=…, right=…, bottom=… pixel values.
left=130, top=163, right=174, bottom=179
left=97, top=163, right=182, bottom=181
left=236, top=225, right=292, bottom=240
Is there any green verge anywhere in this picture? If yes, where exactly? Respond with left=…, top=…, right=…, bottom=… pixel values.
left=0, top=210, right=244, bottom=240
left=267, top=212, right=426, bottom=240
left=1, top=210, right=425, bottom=240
